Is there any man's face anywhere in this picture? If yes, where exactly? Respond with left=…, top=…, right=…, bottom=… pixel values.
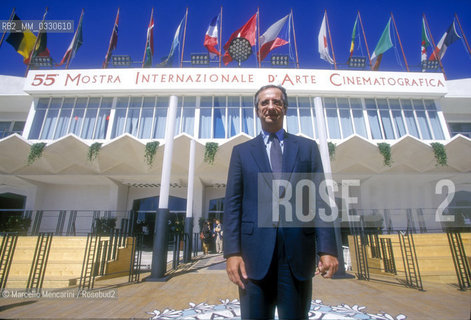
left=256, top=87, right=286, bottom=133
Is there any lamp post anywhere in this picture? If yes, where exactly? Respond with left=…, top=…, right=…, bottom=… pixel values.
left=111, top=55, right=132, bottom=67
left=347, top=56, right=367, bottom=69
left=30, top=56, right=53, bottom=68
left=190, top=53, right=210, bottom=66
left=227, top=37, right=252, bottom=67
left=270, top=54, right=290, bottom=67
left=421, top=60, right=440, bottom=71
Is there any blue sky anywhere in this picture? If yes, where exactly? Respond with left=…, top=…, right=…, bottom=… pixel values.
left=1, top=0, right=470, bottom=79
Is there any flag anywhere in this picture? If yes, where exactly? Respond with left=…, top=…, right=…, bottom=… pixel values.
left=29, top=31, right=50, bottom=64
left=429, top=20, right=461, bottom=61
left=160, top=15, right=185, bottom=66
left=204, top=14, right=220, bottom=57
left=6, top=15, right=37, bottom=64
left=349, top=15, right=359, bottom=59
left=57, top=9, right=84, bottom=67
left=371, top=18, right=393, bottom=70
left=29, top=9, right=50, bottom=64
left=318, top=12, right=334, bottom=64
left=421, top=17, right=431, bottom=63
left=258, top=13, right=290, bottom=62
left=223, top=13, right=257, bottom=65
left=103, top=8, right=120, bottom=68
left=143, top=10, right=154, bottom=67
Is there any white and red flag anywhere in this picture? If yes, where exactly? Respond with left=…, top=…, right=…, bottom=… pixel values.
left=318, top=12, right=334, bottom=64
left=258, top=13, right=290, bottom=62
left=204, top=14, right=220, bottom=57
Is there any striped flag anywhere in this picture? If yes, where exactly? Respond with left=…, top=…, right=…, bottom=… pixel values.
left=204, top=14, right=220, bottom=57
left=103, top=8, right=120, bottom=68
left=371, top=18, right=393, bottom=70
left=429, top=20, right=461, bottom=61
left=6, top=15, right=37, bottom=64
left=143, top=10, right=154, bottom=67
left=258, top=13, right=290, bottom=62
left=421, top=17, right=431, bottom=63
left=349, top=15, right=359, bottom=60
left=57, top=10, right=84, bottom=67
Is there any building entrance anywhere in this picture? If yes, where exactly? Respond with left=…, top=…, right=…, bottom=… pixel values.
left=131, top=196, right=187, bottom=249
left=0, top=193, right=27, bottom=232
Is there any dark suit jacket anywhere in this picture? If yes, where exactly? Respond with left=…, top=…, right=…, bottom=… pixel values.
left=223, top=132, right=337, bottom=281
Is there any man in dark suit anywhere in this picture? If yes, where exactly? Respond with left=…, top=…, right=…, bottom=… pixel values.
left=223, top=85, right=338, bottom=319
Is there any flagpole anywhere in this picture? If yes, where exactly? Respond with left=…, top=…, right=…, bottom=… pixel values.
left=66, top=9, right=84, bottom=69
left=390, top=12, right=409, bottom=72
left=25, top=7, right=48, bottom=77
left=325, top=10, right=337, bottom=70
left=180, top=7, right=188, bottom=68
left=142, top=8, right=154, bottom=67
left=257, top=7, right=261, bottom=68
left=291, top=10, right=300, bottom=69
left=423, top=13, right=446, bottom=79
left=103, top=8, right=119, bottom=69
left=219, top=6, right=223, bottom=68
left=357, top=11, right=372, bottom=68
left=454, top=13, right=471, bottom=56
left=0, top=7, right=15, bottom=48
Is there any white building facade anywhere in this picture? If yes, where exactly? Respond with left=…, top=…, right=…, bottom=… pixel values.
left=0, top=68, right=470, bottom=238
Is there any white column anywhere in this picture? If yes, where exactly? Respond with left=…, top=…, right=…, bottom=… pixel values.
left=314, top=96, right=346, bottom=276
left=159, top=95, right=178, bottom=209
left=313, top=97, right=332, bottom=173
left=186, top=139, right=196, bottom=218
left=22, top=98, right=38, bottom=139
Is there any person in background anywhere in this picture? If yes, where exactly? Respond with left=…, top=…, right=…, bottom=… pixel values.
left=214, top=219, right=223, bottom=253
left=201, top=220, right=213, bottom=255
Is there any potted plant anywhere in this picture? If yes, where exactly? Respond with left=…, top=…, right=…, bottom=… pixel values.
left=94, top=217, right=116, bottom=235
left=1, top=215, right=31, bottom=234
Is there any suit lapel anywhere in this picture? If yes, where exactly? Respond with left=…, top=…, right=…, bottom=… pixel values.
left=282, top=133, right=299, bottom=177
left=249, top=134, right=271, bottom=173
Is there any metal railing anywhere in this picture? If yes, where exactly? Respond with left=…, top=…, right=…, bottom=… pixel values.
left=447, top=231, right=471, bottom=290
left=380, top=238, right=397, bottom=274
left=27, top=232, right=53, bottom=290
left=398, top=230, right=424, bottom=291
left=0, top=233, right=18, bottom=289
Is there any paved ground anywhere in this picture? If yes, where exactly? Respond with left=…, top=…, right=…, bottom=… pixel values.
left=0, top=254, right=470, bottom=319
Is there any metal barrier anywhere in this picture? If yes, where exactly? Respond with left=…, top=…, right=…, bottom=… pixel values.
left=79, top=233, right=99, bottom=290
left=353, top=234, right=369, bottom=280
left=129, top=233, right=144, bottom=282
left=398, top=230, right=423, bottom=291
left=0, top=233, right=18, bottom=289
left=447, top=231, right=471, bottom=290
left=192, top=232, right=200, bottom=257
left=380, top=238, right=397, bottom=274
left=27, top=232, right=53, bottom=290
left=368, top=233, right=381, bottom=259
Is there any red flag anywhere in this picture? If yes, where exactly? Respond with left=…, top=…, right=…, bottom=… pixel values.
left=103, top=8, right=120, bottom=68
left=223, top=13, right=257, bottom=65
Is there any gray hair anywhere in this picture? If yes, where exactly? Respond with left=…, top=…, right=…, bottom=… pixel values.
left=254, top=85, right=288, bottom=110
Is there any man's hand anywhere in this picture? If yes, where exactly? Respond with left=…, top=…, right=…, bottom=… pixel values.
left=226, top=255, right=248, bottom=289
left=316, top=254, right=338, bottom=278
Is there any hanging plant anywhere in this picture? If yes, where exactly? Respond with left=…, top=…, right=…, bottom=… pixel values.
left=204, top=142, right=219, bottom=165
left=377, top=142, right=392, bottom=167
left=87, top=142, right=102, bottom=162
left=431, top=142, right=447, bottom=166
left=145, top=141, right=160, bottom=167
left=27, top=142, right=47, bottom=165
left=328, top=142, right=336, bottom=160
